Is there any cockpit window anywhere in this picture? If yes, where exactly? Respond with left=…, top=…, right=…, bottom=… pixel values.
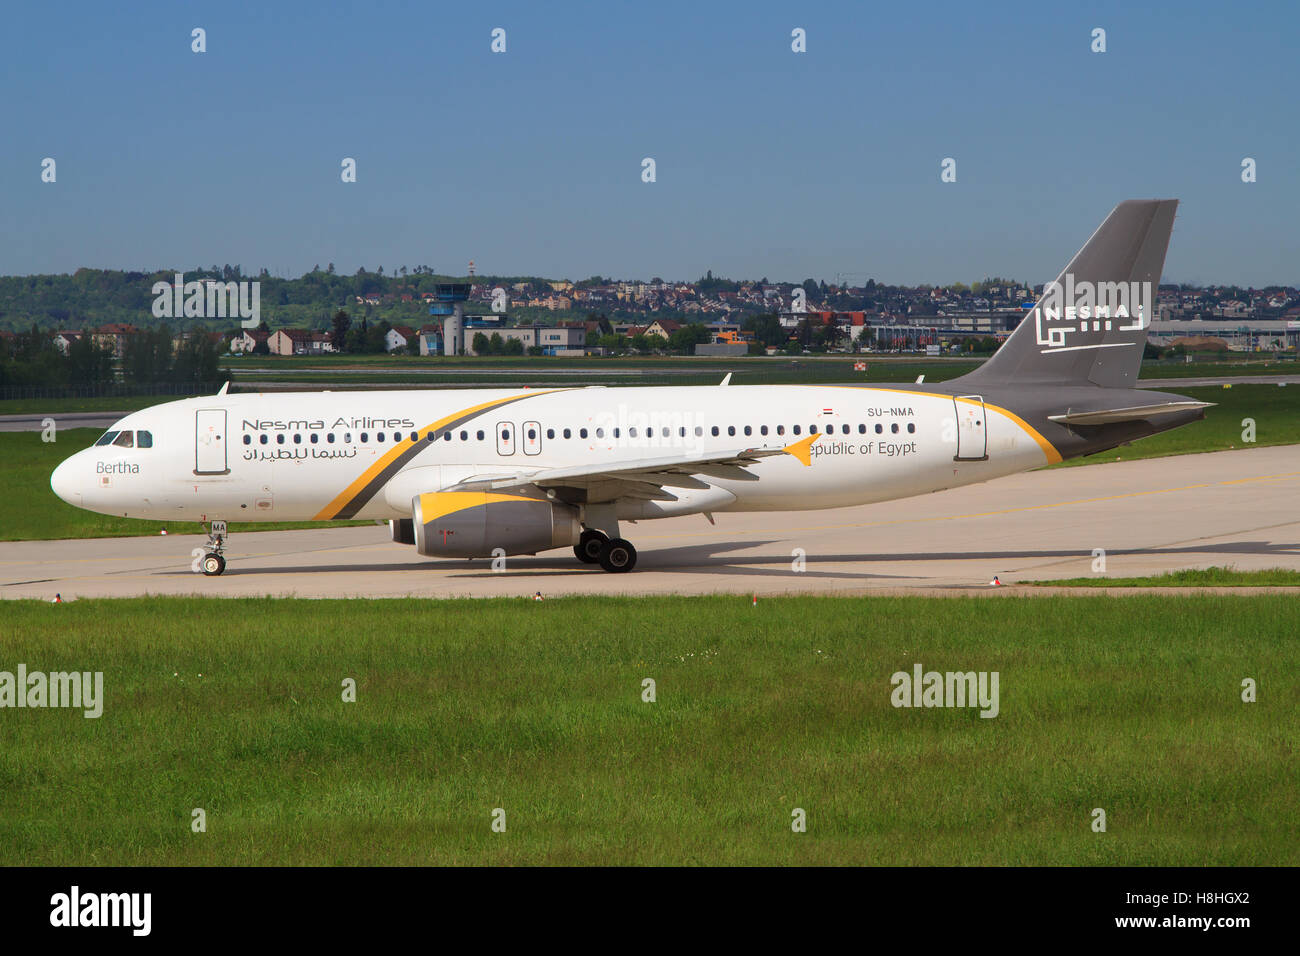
left=94, top=431, right=120, bottom=447
left=137, top=430, right=153, bottom=448
left=112, top=431, right=135, bottom=448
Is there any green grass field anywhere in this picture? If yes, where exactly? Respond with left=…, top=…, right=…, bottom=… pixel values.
left=0, top=595, right=1292, bottom=866
left=1032, top=567, right=1300, bottom=587
left=0, top=429, right=372, bottom=541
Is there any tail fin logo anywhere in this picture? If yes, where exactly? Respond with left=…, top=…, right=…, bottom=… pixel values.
left=1033, top=274, right=1152, bottom=352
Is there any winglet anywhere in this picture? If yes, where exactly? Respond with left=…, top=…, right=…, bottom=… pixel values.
left=719, top=373, right=732, bottom=386
left=217, top=380, right=229, bottom=396
left=783, top=433, right=821, bottom=466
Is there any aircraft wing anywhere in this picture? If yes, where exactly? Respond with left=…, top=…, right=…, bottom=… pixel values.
left=443, top=434, right=821, bottom=502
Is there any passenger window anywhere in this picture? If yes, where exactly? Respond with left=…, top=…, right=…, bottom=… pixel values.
left=743, top=425, right=752, bottom=436
left=711, top=426, right=719, bottom=436
left=694, top=426, right=703, bottom=437
left=95, top=431, right=120, bottom=447
left=563, top=428, right=571, bottom=439
left=663, top=428, right=670, bottom=437
left=891, top=423, right=899, bottom=433
left=547, top=428, right=555, bottom=440
left=378, top=432, right=386, bottom=443
left=776, top=425, right=785, bottom=435
left=243, top=435, right=251, bottom=445
left=875, top=424, right=883, bottom=434
left=629, top=427, right=636, bottom=438
left=137, top=430, right=153, bottom=448
left=793, top=425, right=801, bottom=435
left=410, top=431, right=419, bottom=442
left=294, top=434, right=302, bottom=444
left=460, top=430, right=468, bottom=441
left=595, top=428, right=604, bottom=438
left=580, top=428, right=589, bottom=439
left=810, top=425, right=818, bottom=434
left=344, top=433, right=352, bottom=443
left=859, top=424, right=867, bottom=434
left=360, top=433, right=368, bottom=443
left=426, top=432, right=434, bottom=442
left=311, top=433, right=319, bottom=444
left=276, top=434, right=286, bottom=445
left=907, top=423, right=916, bottom=433
left=444, top=432, right=452, bottom=441
left=613, top=428, right=620, bottom=438
left=327, top=433, right=335, bottom=443
left=727, top=425, right=735, bottom=436
left=260, top=434, right=269, bottom=445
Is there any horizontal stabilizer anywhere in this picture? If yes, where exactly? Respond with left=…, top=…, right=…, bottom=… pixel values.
left=1047, top=401, right=1213, bottom=426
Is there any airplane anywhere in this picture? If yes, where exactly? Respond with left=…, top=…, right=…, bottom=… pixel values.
left=51, top=199, right=1211, bottom=575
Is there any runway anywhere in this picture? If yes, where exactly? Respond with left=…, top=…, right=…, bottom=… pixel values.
left=3, top=444, right=1297, bottom=600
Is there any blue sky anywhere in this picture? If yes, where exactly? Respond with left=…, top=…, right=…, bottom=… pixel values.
left=3, top=0, right=1296, bottom=285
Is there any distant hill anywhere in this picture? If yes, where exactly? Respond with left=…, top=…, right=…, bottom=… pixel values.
left=0, top=267, right=493, bottom=334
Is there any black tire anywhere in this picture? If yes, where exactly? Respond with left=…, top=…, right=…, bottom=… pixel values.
left=574, top=529, right=607, bottom=564
left=201, top=553, right=226, bottom=576
left=598, top=538, right=637, bottom=573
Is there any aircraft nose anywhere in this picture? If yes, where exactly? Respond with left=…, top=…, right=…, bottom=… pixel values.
left=51, top=455, right=81, bottom=506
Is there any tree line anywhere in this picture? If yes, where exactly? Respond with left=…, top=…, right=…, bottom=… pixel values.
left=0, top=324, right=224, bottom=390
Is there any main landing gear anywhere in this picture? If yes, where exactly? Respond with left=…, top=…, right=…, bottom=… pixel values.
left=200, top=520, right=228, bottom=576
left=573, top=528, right=637, bottom=573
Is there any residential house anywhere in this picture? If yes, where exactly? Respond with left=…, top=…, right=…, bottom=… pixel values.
left=230, top=329, right=272, bottom=353
left=644, top=319, right=681, bottom=340
left=385, top=325, right=416, bottom=352
left=52, top=331, right=82, bottom=355
left=268, top=329, right=314, bottom=356
left=93, top=323, right=141, bottom=357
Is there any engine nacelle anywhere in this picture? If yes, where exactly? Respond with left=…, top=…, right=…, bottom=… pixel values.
left=412, top=492, right=581, bottom=558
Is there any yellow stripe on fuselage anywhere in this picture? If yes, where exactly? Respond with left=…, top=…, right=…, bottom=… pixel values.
left=312, top=391, right=560, bottom=520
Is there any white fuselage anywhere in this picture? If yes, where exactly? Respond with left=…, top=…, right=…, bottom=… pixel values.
left=51, top=385, right=1057, bottom=525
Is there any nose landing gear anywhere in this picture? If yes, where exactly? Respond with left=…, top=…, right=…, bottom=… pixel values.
left=199, top=519, right=227, bottom=576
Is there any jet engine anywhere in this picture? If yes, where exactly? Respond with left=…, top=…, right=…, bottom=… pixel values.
left=411, top=491, right=581, bottom=558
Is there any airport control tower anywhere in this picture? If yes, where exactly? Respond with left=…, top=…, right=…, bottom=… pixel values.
left=431, top=283, right=471, bottom=356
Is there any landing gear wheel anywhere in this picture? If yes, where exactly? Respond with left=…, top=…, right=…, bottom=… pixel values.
left=598, top=538, right=637, bottom=573
left=201, top=553, right=226, bottom=576
left=574, top=529, right=608, bottom=564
